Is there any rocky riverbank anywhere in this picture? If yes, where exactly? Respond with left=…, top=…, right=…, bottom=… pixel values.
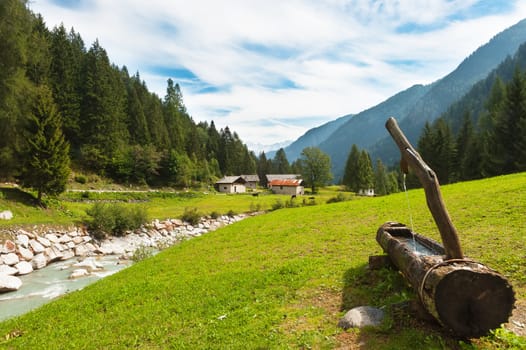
left=0, top=214, right=250, bottom=292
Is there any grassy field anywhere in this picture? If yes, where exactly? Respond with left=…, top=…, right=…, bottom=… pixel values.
left=0, top=173, right=524, bottom=349
left=0, top=185, right=346, bottom=229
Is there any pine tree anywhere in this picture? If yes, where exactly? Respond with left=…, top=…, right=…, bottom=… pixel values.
left=342, top=144, right=360, bottom=192
left=0, top=0, right=32, bottom=180
left=49, top=25, right=85, bottom=151
left=356, top=150, right=374, bottom=194
left=257, top=152, right=270, bottom=187
left=20, top=86, right=70, bottom=204
left=374, top=159, right=388, bottom=196
left=272, top=148, right=291, bottom=174
left=497, top=66, right=526, bottom=174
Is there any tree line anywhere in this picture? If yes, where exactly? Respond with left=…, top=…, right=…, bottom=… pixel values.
left=416, top=67, right=526, bottom=185
left=0, top=0, right=258, bottom=199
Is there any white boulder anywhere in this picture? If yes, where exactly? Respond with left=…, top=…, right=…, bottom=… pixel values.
left=0, top=274, right=22, bottom=292
left=32, top=253, right=47, bottom=270
left=0, top=265, right=18, bottom=276
left=0, top=210, right=13, bottom=220
left=15, top=261, right=33, bottom=275
left=69, top=269, right=89, bottom=279
left=29, top=239, right=45, bottom=254
left=2, top=253, right=19, bottom=266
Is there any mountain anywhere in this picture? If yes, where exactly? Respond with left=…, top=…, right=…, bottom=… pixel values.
left=282, top=18, right=526, bottom=181
left=272, top=113, right=353, bottom=160
left=317, top=83, right=430, bottom=179
left=247, top=140, right=292, bottom=155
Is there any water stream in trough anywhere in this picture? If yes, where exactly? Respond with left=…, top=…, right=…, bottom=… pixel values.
left=402, top=173, right=418, bottom=251
left=0, top=256, right=131, bottom=321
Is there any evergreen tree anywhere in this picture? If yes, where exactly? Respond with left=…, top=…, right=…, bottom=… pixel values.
left=0, top=0, right=32, bottom=180
left=342, top=144, right=360, bottom=192
left=298, top=147, right=332, bottom=193
left=257, top=152, right=271, bottom=187
left=356, top=150, right=374, bottom=193
left=79, top=40, right=129, bottom=170
left=163, top=78, right=185, bottom=151
left=272, top=148, right=291, bottom=174
left=374, top=159, right=388, bottom=196
left=496, top=66, right=526, bottom=174
left=49, top=24, right=85, bottom=150
left=479, top=77, right=507, bottom=177
left=20, top=86, right=70, bottom=204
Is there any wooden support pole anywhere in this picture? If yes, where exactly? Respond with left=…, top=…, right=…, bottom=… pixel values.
left=385, top=117, right=463, bottom=259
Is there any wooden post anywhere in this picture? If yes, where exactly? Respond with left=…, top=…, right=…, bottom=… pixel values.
left=385, top=117, right=463, bottom=259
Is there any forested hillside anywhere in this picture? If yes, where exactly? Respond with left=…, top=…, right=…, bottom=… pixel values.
left=0, top=0, right=256, bottom=189
left=413, top=42, right=526, bottom=185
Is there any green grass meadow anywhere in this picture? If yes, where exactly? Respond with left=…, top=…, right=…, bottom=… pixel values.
left=0, top=173, right=524, bottom=349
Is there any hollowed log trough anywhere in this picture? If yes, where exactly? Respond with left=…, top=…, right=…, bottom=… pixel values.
left=373, top=117, right=515, bottom=338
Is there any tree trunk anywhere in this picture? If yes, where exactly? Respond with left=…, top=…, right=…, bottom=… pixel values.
left=376, top=222, right=515, bottom=338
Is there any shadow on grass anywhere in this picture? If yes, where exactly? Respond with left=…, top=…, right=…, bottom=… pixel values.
left=0, top=187, right=38, bottom=206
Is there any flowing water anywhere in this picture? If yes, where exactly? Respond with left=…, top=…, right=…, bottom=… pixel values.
left=402, top=173, right=417, bottom=251
left=0, top=256, right=131, bottom=321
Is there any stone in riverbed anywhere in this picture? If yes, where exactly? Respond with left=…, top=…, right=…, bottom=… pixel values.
left=15, top=261, right=33, bottom=275
left=73, top=257, right=103, bottom=272
left=3, top=240, right=16, bottom=253
left=2, top=253, right=19, bottom=266
left=16, top=234, right=30, bottom=248
left=29, top=239, right=45, bottom=254
left=0, top=274, right=22, bottom=292
left=18, top=246, right=34, bottom=261
left=0, top=265, right=18, bottom=276
left=69, top=269, right=89, bottom=279
left=32, top=253, right=47, bottom=270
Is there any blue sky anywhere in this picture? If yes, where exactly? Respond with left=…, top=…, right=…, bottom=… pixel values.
left=30, top=0, right=526, bottom=151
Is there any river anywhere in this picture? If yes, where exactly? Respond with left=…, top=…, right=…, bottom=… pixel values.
left=0, top=256, right=131, bottom=321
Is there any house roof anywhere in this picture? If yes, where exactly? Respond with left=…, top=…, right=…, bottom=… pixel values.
left=240, top=174, right=259, bottom=182
left=215, top=176, right=247, bottom=185
left=269, top=179, right=304, bottom=187
left=266, top=174, right=301, bottom=181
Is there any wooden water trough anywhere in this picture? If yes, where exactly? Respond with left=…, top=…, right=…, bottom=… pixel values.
left=373, top=117, right=515, bottom=338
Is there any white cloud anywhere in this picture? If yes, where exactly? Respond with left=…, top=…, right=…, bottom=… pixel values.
left=29, top=0, right=526, bottom=146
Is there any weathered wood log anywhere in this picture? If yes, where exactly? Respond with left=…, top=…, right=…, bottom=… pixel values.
left=377, top=222, right=515, bottom=338
left=385, top=117, right=463, bottom=259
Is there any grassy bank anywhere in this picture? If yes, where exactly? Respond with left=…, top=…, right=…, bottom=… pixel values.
left=0, top=173, right=524, bottom=349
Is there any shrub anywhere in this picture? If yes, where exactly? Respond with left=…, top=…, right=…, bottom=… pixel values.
left=86, top=203, right=148, bottom=239
left=210, top=211, right=220, bottom=219
left=226, top=209, right=237, bottom=217
left=181, top=207, right=201, bottom=225
left=74, top=175, right=87, bottom=184
left=326, top=192, right=348, bottom=204
left=131, top=245, right=154, bottom=262
left=271, top=199, right=284, bottom=211
left=249, top=202, right=261, bottom=213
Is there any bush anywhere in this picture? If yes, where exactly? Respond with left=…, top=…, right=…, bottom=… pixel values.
left=74, top=175, right=87, bottom=184
left=249, top=202, right=261, bottom=213
left=271, top=199, right=284, bottom=211
left=326, top=192, right=348, bottom=204
left=131, top=245, right=154, bottom=262
left=226, top=209, right=237, bottom=217
left=86, top=203, right=148, bottom=239
left=181, top=207, right=201, bottom=225
left=210, top=211, right=220, bottom=219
